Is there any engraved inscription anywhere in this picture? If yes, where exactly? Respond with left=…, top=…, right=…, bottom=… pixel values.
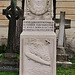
left=23, top=21, right=54, bottom=31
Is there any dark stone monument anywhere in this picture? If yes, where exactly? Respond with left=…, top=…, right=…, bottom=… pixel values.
left=3, top=0, right=21, bottom=53
left=0, top=0, right=22, bottom=72
left=15, top=0, right=25, bottom=53
left=55, top=11, right=72, bottom=68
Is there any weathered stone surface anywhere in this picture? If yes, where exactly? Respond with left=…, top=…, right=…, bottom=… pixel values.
left=66, top=38, right=75, bottom=58
left=3, top=0, right=22, bottom=53
left=57, top=61, right=72, bottom=68
left=20, top=32, right=56, bottom=75
left=57, top=54, right=68, bottom=62
left=23, top=20, right=54, bottom=31
left=0, top=53, right=19, bottom=72
left=0, top=59, right=18, bottom=66
left=57, top=47, right=65, bottom=54
left=24, top=0, right=53, bottom=20
left=57, top=46, right=72, bottom=68
left=0, top=66, right=19, bottom=72
left=4, top=53, right=17, bottom=58
left=20, top=0, right=56, bottom=75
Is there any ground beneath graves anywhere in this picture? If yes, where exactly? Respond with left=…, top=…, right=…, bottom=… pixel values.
left=0, top=67, right=75, bottom=75
left=0, top=72, right=19, bottom=75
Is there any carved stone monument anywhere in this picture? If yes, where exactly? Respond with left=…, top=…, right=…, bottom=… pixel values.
left=20, top=0, right=56, bottom=75
left=0, top=0, right=21, bottom=72
left=55, top=12, right=72, bottom=68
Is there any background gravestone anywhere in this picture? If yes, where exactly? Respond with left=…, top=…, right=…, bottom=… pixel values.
left=55, top=12, right=72, bottom=68
left=3, top=0, right=21, bottom=53
left=0, top=0, right=22, bottom=72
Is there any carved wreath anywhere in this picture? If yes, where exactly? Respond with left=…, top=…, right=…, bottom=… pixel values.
left=27, top=0, right=51, bottom=15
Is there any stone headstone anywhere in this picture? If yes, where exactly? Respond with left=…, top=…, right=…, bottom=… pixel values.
left=20, top=0, right=56, bottom=75
left=0, top=53, right=19, bottom=72
left=3, top=0, right=22, bottom=53
left=55, top=12, right=72, bottom=68
left=0, top=0, right=21, bottom=72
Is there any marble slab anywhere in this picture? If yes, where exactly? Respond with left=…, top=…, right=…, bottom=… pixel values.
left=24, top=0, right=53, bottom=20
left=20, top=31, right=56, bottom=75
left=23, top=20, right=54, bottom=31
left=20, top=0, right=56, bottom=75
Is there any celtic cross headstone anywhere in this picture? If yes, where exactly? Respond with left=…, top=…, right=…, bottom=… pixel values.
left=0, top=0, right=22, bottom=72
left=3, top=0, right=22, bottom=53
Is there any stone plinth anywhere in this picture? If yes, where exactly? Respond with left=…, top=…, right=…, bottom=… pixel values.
left=0, top=53, right=19, bottom=72
left=56, top=61, right=72, bottom=68
left=20, top=31, right=56, bottom=75
left=57, top=54, right=68, bottom=62
left=57, top=47, right=72, bottom=68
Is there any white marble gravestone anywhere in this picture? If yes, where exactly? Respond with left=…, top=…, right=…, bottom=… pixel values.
left=20, top=0, right=56, bottom=75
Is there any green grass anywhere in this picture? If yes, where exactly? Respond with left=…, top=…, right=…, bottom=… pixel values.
left=70, top=58, right=75, bottom=63
left=0, top=72, right=19, bottom=75
left=0, top=54, right=4, bottom=60
left=17, top=54, right=20, bottom=59
left=57, top=67, right=75, bottom=75
left=0, top=44, right=7, bottom=53
left=72, top=64, right=75, bottom=69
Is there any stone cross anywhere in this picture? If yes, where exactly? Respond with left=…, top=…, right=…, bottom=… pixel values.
left=55, top=12, right=72, bottom=68
left=3, top=0, right=22, bottom=53
left=55, top=11, right=71, bottom=47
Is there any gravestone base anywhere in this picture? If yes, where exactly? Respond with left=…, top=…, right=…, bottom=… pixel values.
left=57, top=54, right=68, bottom=62
left=20, top=31, right=56, bottom=75
left=0, top=53, right=19, bottom=72
left=57, top=47, right=72, bottom=68
left=56, top=61, right=72, bottom=68
left=57, top=47, right=66, bottom=54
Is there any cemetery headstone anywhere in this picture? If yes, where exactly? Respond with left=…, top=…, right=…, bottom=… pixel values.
left=0, top=0, right=22, bottom=72
left=3, top=0, right=21, bottom=53
left=15, top=1, right=25, bottom=53
left=55, top=11, right=72, bottom=68
left=20, top=0, right=56, bottom=75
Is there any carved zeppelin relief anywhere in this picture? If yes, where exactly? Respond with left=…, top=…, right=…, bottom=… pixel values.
left=23, top=38, right=52, bottom=75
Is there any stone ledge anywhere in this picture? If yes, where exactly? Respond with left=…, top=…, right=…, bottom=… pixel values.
left=0, top=66, right=19, bottom=72
left=4, top=53, right=17, bottom=59
left=57, top=61, right=72, bottom=68
left=0, top=59, right=19, bottom=66
left=0, top=53, right=19, bottom=72
left=57, top=54, right=68, bottom=61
